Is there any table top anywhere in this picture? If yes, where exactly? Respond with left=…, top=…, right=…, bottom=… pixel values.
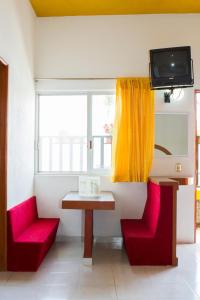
left=149, top=176, right=193, bottom=187
left=62, top=191, right=115, bottom=210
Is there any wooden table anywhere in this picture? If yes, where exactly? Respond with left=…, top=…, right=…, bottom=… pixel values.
left=62, top=192, right=115, bottom=262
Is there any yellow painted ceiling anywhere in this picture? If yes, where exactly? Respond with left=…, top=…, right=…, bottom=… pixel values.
left=30, top=0, right=200, bottom=17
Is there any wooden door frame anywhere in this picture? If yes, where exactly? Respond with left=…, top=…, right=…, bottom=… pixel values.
left=0, top=57, right=8, bottom=271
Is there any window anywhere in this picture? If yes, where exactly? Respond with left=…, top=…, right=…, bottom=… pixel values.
left=36, top=92, right=115, bottom=174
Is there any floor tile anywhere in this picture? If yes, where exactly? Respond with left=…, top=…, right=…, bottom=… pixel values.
left=0, top=272, right=11, bottom=285
left=79, top=264, right=114, bottom=286
left=35, top=285, right=77, bottom=300
left=0, top=286, right=37, bottom=300
left=74, top=284, right=117, bottom=300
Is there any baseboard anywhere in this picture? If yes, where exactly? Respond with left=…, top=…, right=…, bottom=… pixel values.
left=56, top=235, right=83, bottom=242
left=56, top=235, right=194, bottom=245
left=56, top=235, right=122, bottom=243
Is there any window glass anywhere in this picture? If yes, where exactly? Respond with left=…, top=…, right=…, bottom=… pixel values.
left=92, top=95, right=115, bottom=170
left=92, top=95, right=115, bottom=136
left=39, top=95, right=87, bottom=172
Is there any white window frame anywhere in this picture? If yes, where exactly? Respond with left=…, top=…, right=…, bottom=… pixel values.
left=35, top=91, right=115, bottom=175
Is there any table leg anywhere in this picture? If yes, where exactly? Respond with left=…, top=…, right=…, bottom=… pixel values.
left=83, top=209, right=93, bottom=258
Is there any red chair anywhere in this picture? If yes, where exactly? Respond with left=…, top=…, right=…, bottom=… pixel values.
left=121, top=180, right=178, bottom=265
left=7, top=196, right=60, bottom=271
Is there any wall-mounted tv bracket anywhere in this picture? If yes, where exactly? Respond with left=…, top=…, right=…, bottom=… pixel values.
left=164, top=88, right=174, bottom=103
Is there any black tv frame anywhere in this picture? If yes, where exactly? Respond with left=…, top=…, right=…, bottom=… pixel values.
left=149, top=46, right=194, bottom=90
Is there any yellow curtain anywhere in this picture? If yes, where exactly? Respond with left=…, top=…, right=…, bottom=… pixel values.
left=112, top=78, right=155, bottom=182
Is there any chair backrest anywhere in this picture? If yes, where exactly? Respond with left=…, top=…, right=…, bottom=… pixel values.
left=142, top=181, right=161, bottom=235
left=7, top=196, right=38, bottom=241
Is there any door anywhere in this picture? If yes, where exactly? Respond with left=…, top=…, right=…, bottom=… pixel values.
left=0, top=58, right=8, bottom=271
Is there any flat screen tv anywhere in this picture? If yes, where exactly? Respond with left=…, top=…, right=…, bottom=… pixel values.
left=150, top=46, right=194, bottom=89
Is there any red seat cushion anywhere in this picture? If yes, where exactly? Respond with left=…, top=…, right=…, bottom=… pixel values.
left=8, top=196, right=38, bottom=241
left=16, top=218, right=60, bottom=243
left=142, top=182, right=160, bottom=235
left=121, top=219, right=154, bottom=238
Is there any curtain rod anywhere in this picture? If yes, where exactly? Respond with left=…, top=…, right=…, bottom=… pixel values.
left=35, top=77, right=117, bottom=81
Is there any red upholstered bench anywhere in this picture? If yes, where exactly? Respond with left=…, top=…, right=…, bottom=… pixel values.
left=7, top=196, right=60, bottom=271
left=121, top=180, right=178, bottom=266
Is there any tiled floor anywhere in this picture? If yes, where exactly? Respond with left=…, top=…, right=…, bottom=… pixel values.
left=1, top=236, right=200, bottom=300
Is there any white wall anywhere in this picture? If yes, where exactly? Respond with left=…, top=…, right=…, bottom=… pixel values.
left=35, top=14, right=198, bottom=242
left=0, top=0, right=36, bottom=207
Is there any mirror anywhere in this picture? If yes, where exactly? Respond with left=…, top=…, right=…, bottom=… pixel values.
left=155, top=113, right=188, bottom=157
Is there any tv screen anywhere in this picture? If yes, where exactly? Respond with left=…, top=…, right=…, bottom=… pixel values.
left=150, top=46, right=193, bottom=89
